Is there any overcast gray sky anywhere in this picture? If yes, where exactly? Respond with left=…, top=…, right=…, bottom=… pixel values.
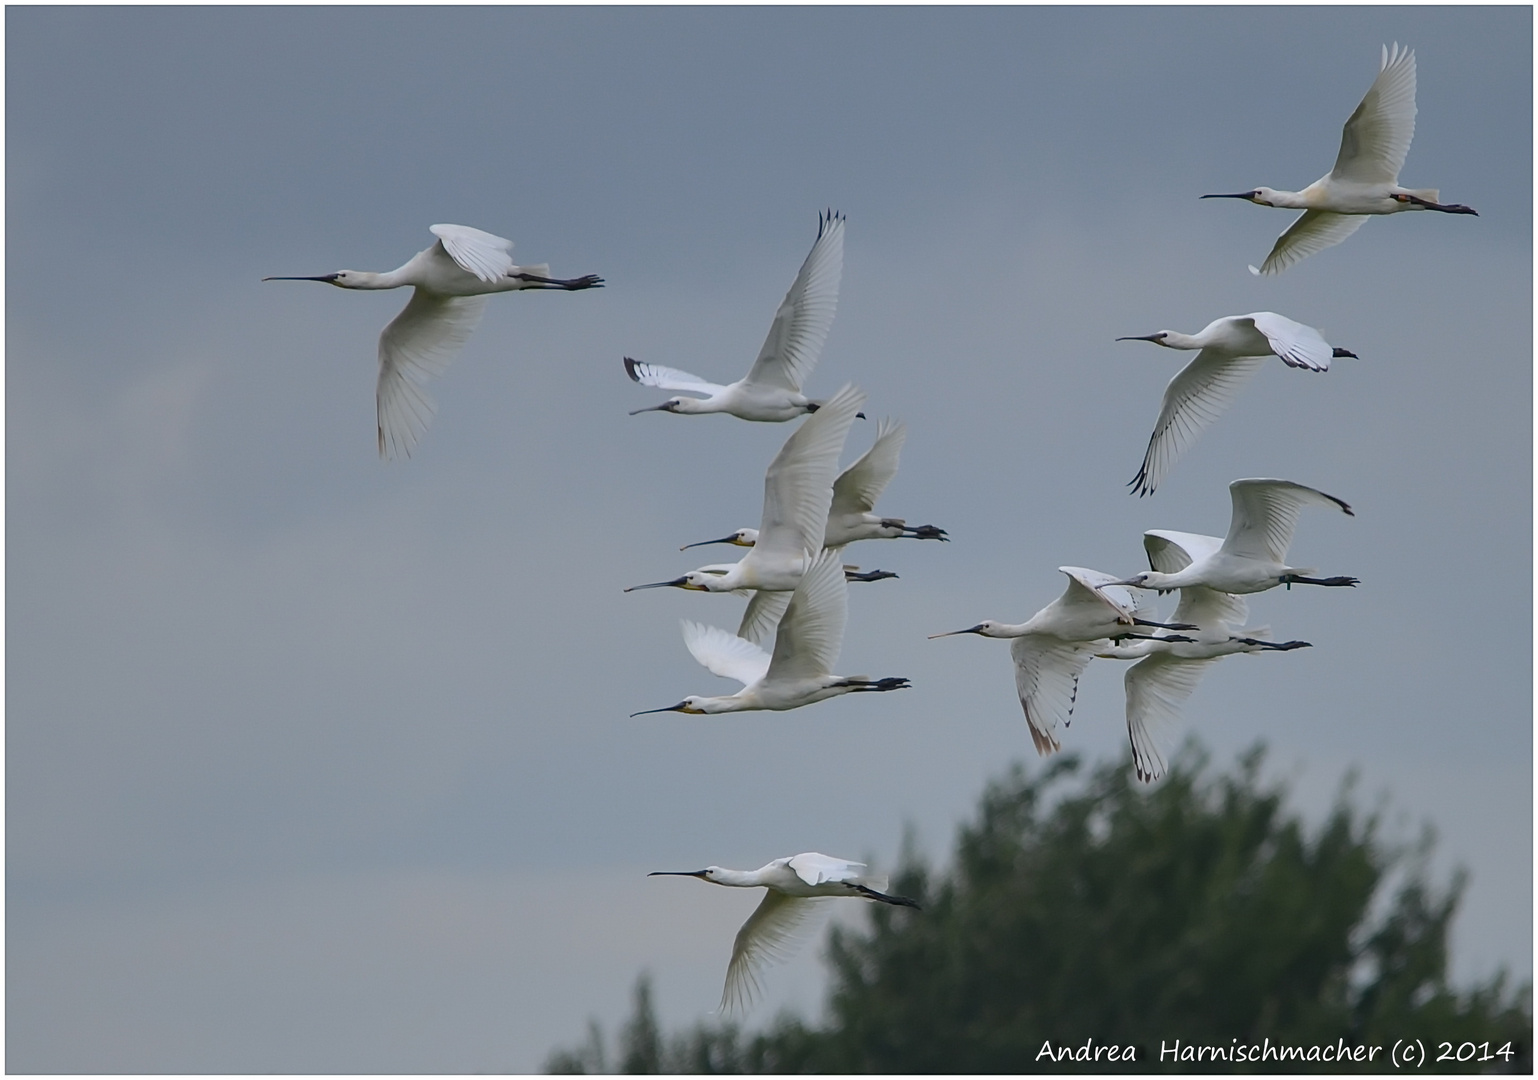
left=7, top=6, right=1531, bottom=1072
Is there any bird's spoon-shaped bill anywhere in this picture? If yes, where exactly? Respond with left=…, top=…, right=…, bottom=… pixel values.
left=630, top=702, right=693, bottom=717
left=647, top=870, right=710, bottom=878
left=681, top=534, right=749, bottom=550
left=928, top=625, right=988, bottom=639
left=624, top=576, right=701, bottom=592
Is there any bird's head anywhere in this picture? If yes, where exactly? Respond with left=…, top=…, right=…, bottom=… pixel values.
left=623, top=572, right=716, bottom=593
left=629, top=397, right=687, bottom=416
left=929, top=620, right=1006, bottom=639
left=1101, top=572, right=1156, bottom=590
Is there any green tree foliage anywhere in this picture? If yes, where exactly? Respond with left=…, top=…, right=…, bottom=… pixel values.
left=546, top=748, right=1530, bottom=1073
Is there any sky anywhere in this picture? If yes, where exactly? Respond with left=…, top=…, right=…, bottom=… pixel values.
left=6, top=6, right=1531, bottom=1073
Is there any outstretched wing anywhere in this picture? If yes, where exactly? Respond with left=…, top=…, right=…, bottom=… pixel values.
left=787, top=852, right=865, bottom=886
left=757, top=384, right=865, bottom=559
left=1249, top=312, right=1333, bottom=372
left=1011, top=635, right=1099, bottom=756
left=1331, top=43, right=1416, bottom=185
left=1255, top=210, right=1367, bottom=276
left=766, top=548, right=846, bottom=684
left=1145, top=531, right=1247, bottom=628
left=1130, top=350, right=1269, bottom=495
left=623, top=356, right=725, bottom=397
left=831, top=418, right=906, bottom=517
left=742, top=211, right=844, bottom=393
left=430, top=224, right=516, bottom=283
left=1125, top=653, right=1214, bottom=783
left=681, top=621, right=772, bottom=688
left=376, top=291, right=488, bottom=459
left=1223, top=478, right=1354, bottom=564
left=737, top=589, right=792, bottom=646
left=1059, top=566, right=1144, bottom=623
left=720, top=891, right=827, bottom=1014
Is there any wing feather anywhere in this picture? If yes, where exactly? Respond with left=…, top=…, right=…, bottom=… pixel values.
left=1125, top=653, right=1214, bottom=783
left=1249, top=312, right=1333, bottom=372
left=757, top=384, right=864, bottom=559
left=1331, top=44, right=1416, bottom=185
left=624, top=357, right=725, bottom=396
left=429, top=224, right=515, bottom=283
left=720, top=891, right=826, bottom=1014
left=1129, top=351, right=1268, bottom=495
left=376, top=291, right=487, bottom=459
left=787, top=852, right=864, bottom=886
left=736, top=589, right=792, bottom=646
left=681, top=621, right=771, bottom=688
left=830, top=418, right=906, bottom=518
left=1223, top=478, right=1354, bottom=564
left=742, top=211, right=844, bottom=393
left=766, top=548, right=846, bottom=683
left=1256, top=210, right=1367, bottom=276
left=1011, top=636, right=1099, bottom=756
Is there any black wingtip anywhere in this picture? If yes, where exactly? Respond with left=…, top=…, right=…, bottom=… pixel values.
left=1332, top=347, right=1359, bottom=359
left=622, top=356, right=641, bottom=382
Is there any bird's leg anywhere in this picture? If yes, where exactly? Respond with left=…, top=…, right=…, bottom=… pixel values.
left=897, top=523, right=949, bottom=541
left=1133, top=617, right=1199, bottom=631
left=1113, top=631, right=1196, bottom=643
left=1238, top=637, right=1313, bottom=651
left=842, top=676, right=911, bottom=693
left=849, top=883, right=922, bottom=910
left=844, top=568, right=899, bottom=583
left=1396, top=194, right=1479, bottom=216
left=1278, top=574, right=1359, bottom=588
left=512, top=272, right=606, bottom=290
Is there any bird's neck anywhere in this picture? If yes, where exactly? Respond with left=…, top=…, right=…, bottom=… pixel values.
left=711, top=868, right=761, bottom=887
left=1267, top=188, right=1311, bottom=210
left=1159, top=332, right=1203, bottom=351
left=344, top=269, right=409, bottom=290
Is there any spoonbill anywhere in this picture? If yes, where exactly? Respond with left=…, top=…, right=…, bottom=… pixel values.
left=929, top=568, right=1196, bottom=755
left=630, top=547, right=910, bottom=716
left=681, top=419, right=949, bottom=550
left=1118, top=312, right=1357, bottom=495
left=625, top=385, right=865, bottom=595
left=265, top=224, right=602, bottom=459
left=649, top=852, right=919, bottom=1013
left=626, top=211, right=845, bottom=420
left=1203, top=44, right=1476, bottom=275
left=1104, top=479, right=1358, bottom=595
left=1094, top=531, right=1312, bottom=782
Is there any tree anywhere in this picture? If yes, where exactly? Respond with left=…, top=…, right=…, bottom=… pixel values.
left=546, top=746, right=1531, bottom=1073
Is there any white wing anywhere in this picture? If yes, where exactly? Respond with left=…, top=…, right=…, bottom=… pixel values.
left=756, top=384, right=865, bottom=559
left=1011, top=635, right=1099, bottom=756
left=1130, top=350, right=1268, bottom=495
left=1331, top=44, right=1416, bottom=185
left=1223, top=478, right=1354, bottom=564
left=766, top=548, right=847, bottom=684
left=624, top=357, right=726, bottom=397
left=1255, top=210, right=1368, bottom=276
left=737, top=588, right=792, bottom=646
left=720, top=890, right=827, bottom=1014
left=1248, top=312, right=1333, bottom=372
left=1058, top=566, right=1143, bottom=623
left=831, top=418, right=906, bottom=518
left=681, top=621, right=772, bottom=688
left=1125, top=653, right=1214, bottom=783
left=741, top=211, right=844, bottom=393
left=787, top=852, right=865, bottom=887
left=376, top=290, right=488, bottom=459
left=429, top=224, right=515, bottom=283
left=1171, top=586, right=1247, bottom=633
left=1144, top=530, right=1224, bottom=574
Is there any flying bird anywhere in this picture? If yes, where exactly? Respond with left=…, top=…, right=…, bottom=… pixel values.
left=625, top=385, right=865, bottom=595
left=682, top=418, right=948, bottom=550
left=1203, top=44, right=1476, bottom=275
left=929, top=567, right=1196, bottom=755
left=1094, top=531, right=1312, bottom=782
left=1104, top=479, right=1358, bottom=596
left=630, top=547, right=910, bottom=716
left=1119, top=312, right=1357, bottom=496
left=649, top=852, right=919, bottom=1013
left=265, top=224, right=602, bottom=459
left=626, top=211, right=845, bottom=420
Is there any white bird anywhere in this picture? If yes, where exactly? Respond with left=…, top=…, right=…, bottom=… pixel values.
left=626, top=211, right=845, bottom=420
left=630, top=547, right=910, bottom=716
left=1203, top=44, right=1476, bottom=275
left=681, top=418, right=949, bottom=550
left=1094, top=530, right=1311, bottom=782
left=625, top=385, right=865, bottom=595
left=1118, top=312, right=1357, bottom=496
left=649, top=852, right=919, bottom=1013
left=266, top=224, right=602, bottom=459
left=1105, top=479, right=1358, bottom=596
left=929, top=567, right=1197, bottom=756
